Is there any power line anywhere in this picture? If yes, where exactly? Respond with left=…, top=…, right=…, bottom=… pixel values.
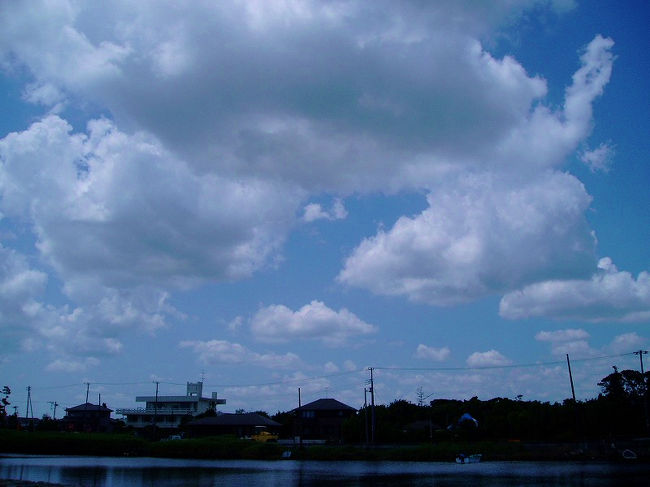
left=204, top=369, right=365, bottom=389
left=372, top=352, right=636, bottom=373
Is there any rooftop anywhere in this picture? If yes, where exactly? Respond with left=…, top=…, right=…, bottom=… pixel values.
left=187, top=412, right=281, bottom=427
left=295, top=398, right=356, bottom=412
left=65, top=403, right=113, bottom=413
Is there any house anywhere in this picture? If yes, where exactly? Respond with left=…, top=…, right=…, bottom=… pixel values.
left=61, top=402, right=114, bottom=432
left=116, top=381, right=225, bottom=430
left=294, top=398, right=356, bottom=443
left=185, top=412, right=281, bottom=438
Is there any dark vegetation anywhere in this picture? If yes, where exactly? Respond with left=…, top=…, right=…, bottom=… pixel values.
left=1, top=368, right=648, bottom=461
left=277, top=368, right=650, bottom=443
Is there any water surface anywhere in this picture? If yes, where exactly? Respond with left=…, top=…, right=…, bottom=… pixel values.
left=1, top=454, right=648, bottom=486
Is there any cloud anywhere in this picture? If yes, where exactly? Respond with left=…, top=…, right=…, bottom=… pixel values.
left=343, top=360, right=357, bottom=371
left=535, top=328, right=644, bottom=357
left=0, top=246, right=127, bottom=363
left=250, top=300, right=376, bottom=345
left=324, top=361, right=339, bottom=373
left=0, top=244, right=48, bottom=354
left=466, top=350, right=512, bottom=367
left=415, top=344, right=451, bottom=362
left=339, top=171, right=595, bottom=304
left=0, top=115, right=301, bottom=359
left=228, top=316, right=244, bottom=332
left=608, top=332, right=645, bottom=354
left=0, top=1, right=589, bottom=194
left=0, top=1, right=621, bottom=380
left=303, top=199, right=348, bottom=222
left=0, top=116, right=301, bottom=290
left=179, top=339, right=301, bottom=369
left=338, top=35, right=613, bottom=305
left=580, top=143, right=614, bottom=173
left=500, top=258, right=650, bottom=322
left=535, top=329, right=590, bottom=343
left=22, top=82, right=67, bottom=113
left=45, top=357, right=100, bottom=373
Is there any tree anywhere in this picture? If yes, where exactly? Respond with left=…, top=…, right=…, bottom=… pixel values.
left=1, top=386, right=10, bottom=416
left=598, top=367, right=647, bottom=402
left=1, top=386, right=11, bottom=427
left=597, top=367, right=648, bottom=436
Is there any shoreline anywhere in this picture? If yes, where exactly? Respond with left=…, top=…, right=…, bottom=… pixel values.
left=1, top=430, right=648, bottom=463
left=0, top=482, right=66, bottom=487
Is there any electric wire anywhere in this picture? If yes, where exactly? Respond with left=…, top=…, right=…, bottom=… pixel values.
left=16, top=352, right=638, bottom=396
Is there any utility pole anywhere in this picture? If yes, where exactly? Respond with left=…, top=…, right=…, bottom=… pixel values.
left=634, top=350, right=647, bottom=374
left=153, top=381, right=159, bottom=426
left=566, top=354, right=576, bottom=402
left=369, top=367, right=375, bottom=444
left=48, top=401, right=59, bottom=419
left=25, top=386, right=33, bottom=419
left=566, top=354, right=578, bottom=439
left=633, top=350, right=649, bottom=431
left=84, top=382, right=90, bottom=428
left=364, top=388, right=368, bottom=446
left=152, top=381, right=159, bottom=440
left=298, top=387, right=302, bottom=448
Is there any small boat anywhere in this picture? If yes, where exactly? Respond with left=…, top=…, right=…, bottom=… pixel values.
left=621, top=449, right=637, bottom=460
left=456, top=453, right=482, bottom=464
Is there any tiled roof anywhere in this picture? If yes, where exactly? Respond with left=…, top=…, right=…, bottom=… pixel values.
left=295, top=398, right=356, bottom=412
left=65, top=402, right=113, bottom=412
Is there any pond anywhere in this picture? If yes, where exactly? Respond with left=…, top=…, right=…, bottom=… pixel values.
left=1, top=454, right=648, bottom=486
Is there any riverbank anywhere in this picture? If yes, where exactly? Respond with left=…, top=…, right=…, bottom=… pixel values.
left=0, top=481, right=66, bottom=487
left=1, top=430, right=648, bottom=462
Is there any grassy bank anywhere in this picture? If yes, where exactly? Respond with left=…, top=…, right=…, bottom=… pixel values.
left=0, top=431, right=284, bottom=460
left=0, top=430, right=644, bottom=462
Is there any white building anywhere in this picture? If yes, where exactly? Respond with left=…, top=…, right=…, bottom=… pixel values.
left=116, top=382, right=226, bottom=429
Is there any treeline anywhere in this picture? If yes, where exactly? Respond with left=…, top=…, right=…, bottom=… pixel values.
left=2, top=368, right=648, bottom=444
left=274, top=368, right=650, bottom=443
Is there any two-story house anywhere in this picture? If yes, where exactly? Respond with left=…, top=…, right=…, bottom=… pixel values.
left=61, top=402, right=114, bottom=432
left=294, top=398, right=356, bottom=443
left=116, top=382, right=225, bottom=430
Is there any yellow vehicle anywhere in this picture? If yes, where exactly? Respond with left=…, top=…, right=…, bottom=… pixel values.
left=251, top=428, right=278, bottom=442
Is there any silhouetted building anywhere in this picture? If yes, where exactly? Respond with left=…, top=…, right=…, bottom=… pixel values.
left=185, top=412, right=281, bottom=438
left=61, top=402, right=114, bottom=432
left=116, top=382, right=225, bottom=430
left=294, top=398, right=356, bottom=443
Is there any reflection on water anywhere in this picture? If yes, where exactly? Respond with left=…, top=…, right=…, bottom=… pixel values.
left=1, top=455, right=649, bottom=486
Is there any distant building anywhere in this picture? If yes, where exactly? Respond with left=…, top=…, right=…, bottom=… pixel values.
left=185, top=412, right=281, bottom=438
left=294, top=398, right=356, bottom=443
left=61, top=402, right=114, bottom=432
left=116, top=382, right=225, bottom=430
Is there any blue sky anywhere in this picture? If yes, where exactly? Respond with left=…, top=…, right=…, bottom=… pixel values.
left=1, top=0, right=648, bottom=418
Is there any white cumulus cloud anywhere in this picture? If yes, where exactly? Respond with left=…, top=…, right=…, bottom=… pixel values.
left=415, top=344, right=451, bottom=362
left=466, top=350, right=512, bottom=368
left=580, top=143, right=614, bottom=173
left=339, top=172, right=595, bottom=305
left=303, top=198, right=348, bottom=222
left=608, top=332, right=645, bottom=354
left=500, top=258, right=650, bottom=322
left=179, top=339, right=301, bottom=369
left=251, top=300, right=376, bottom=345
left=535, top=329, right=590, bottom=343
